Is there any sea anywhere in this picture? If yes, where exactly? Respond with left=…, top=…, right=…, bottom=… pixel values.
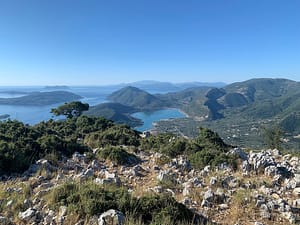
left=0, top=86, right=185, bottom=131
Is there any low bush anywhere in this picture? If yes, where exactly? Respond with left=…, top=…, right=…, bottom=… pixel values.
left=85, top=125, right=140, bottom=148
left=96, top=146, right=139, bottom=165
left=189, top=149, right=238, bottom=170
left=46, top=182, right=199, bottom=224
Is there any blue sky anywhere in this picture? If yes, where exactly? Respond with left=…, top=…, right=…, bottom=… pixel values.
left=0, top=0, right=299, bottom=85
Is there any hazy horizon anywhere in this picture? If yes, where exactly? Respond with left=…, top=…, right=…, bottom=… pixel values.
left=0, top=1, right=299, bottom=85
left=0, top=77, right=299, bottom=87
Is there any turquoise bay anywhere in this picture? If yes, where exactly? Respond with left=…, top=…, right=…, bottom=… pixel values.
left=132, top=109, right=186, bottom=132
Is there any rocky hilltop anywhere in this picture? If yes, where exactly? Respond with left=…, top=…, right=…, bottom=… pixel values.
left=1, top=114, right=300, bottom=225
left=1, top=147, right=300, bottom=224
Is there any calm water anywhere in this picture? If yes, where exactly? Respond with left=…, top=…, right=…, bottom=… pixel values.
left=0, top=86, right=185, bottom=127
left=132, top=109, right=186, bottom=131
left=0, top=86, right=110, bottom=124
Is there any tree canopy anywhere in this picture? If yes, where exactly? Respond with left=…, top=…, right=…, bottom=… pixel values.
left=51, top=101, right=89, bottom=119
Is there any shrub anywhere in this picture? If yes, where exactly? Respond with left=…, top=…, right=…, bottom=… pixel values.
left=195, top=127, right=231, bottom=151
left=46, top=182, right=198, bottom=224
left=141, top=134, right=191, bottom=158
left=0, top=116, right=112, bottom=175
left=96, top=146, right=139, bottom=165
left=189, top=149, right=238, bottom=170
left=85, top=125, right=140, bottom=148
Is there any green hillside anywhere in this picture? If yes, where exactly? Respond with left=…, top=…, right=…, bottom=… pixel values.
left=153, top=78, right=300, bottom=149
left=84, top=102, right=142, bottom=127
left=94, top=79, right=300, bottom=149
left=158, top=87, right=210, bottom=118
left=108, top=86, right=168, bottom=110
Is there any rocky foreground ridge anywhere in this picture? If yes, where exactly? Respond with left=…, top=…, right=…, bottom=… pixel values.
left=1, top=147, right=300, bottom=225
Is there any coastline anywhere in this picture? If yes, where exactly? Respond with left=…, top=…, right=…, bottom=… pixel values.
left=132, top=108, right=187, bottom=132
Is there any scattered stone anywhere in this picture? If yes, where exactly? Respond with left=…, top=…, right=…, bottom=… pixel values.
left=241, top=160, right=251, bottom=175
left=0, top=216, right=13, bottom=225
left=219, top=203, right=229, bottom=210
left=157, top=170, right=174, bottom=182
left=98, top=209, right=125, bottom=225
left=181, top=197, right=192, bottom=205
left=182, top=186, right=191, bottom=197
left=43, top=209, right=55, bottom=224
left=264, top=165, right=278, bottom=177
left=293, top=187, right=300, bottom=197
left=151, top=186, right=163, bottom=193
left=6, top=200, right=13, bottom=209
left=23, top=199, right=32, bottom=209
left=282, top=211, right=296, bottom=224
left=170, top=156, right=191, bottom=171
left=293, top=199, right=300, bottom=207
left=221, top=175, right=238, bottom=188
left=254, top=222, right=264, bottom=225
left=229, top=148, right=248, bottom=161
left=59, top=205, right=67, bottom=217
left=249, top=151, right=275, bottom=173
left=18, top=208, right=37, bottom=222
left=203, top=189, right=214, bottom=202
left=4, top=143, right=300, bottom=225
left=210, top=177, right=218, bottom=186
left=259, top=204, right=271, bottom=219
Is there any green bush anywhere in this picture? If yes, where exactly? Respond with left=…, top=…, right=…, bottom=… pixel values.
left=195, top=127, right=231, bottom=151
left=85, top=125, right=140, bottom=148
left=189, top=149, right=238, bottom=170
left=0, top=116, right=114, bottom=175
left=47, top=182, right=198, bottom=224
left=140, top=134, right=192, bottom=158
left=96, top=146, right=138, bottom=165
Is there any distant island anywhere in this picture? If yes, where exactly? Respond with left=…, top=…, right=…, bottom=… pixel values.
left=107, top=86, right=169, bottom=111
left=86, top=86, right=173, bottom=127
left=0, top=91, right=82, bottom=106
left=0, top=90, right=28, bottom=95
left=0, top=114, right=10, bottom=120
left=44, top=85, right=70, bottom=90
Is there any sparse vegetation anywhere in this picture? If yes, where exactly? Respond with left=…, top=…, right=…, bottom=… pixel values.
left=46, top=182, right=198, bottom=225
left=96, top=146, right=139, bottom=165
left=263, top=126, right=284, bottom=150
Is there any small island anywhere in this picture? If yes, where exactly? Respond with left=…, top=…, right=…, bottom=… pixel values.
left=0, top=114, right=10, bottom=120
left=0, top=91, right=82, bottom=106
left=44, top=85, right=70, bottom=90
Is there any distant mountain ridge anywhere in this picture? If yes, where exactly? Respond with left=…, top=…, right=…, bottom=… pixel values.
left=107, top=86, right=168, bottom=111
left=128, top=80, right=226, bottom=92
left=86, top=80, right=227, bottom=94
left=98, top=78, right=300, bottom=148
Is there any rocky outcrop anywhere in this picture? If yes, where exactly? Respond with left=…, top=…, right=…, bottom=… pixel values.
left=2, top=148, right=300, bottom=224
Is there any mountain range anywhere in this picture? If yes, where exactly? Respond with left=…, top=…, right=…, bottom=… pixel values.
left=89, top=78, right=300, bottom=149
left=86, top=80, right=226, bottom=93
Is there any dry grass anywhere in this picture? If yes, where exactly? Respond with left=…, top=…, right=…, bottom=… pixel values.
left=0, top=180, right=32, bottom=222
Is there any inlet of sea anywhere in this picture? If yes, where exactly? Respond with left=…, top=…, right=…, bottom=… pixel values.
left=0, top=86, right=186, bottom=130
left=0, top=86, right=110, bottom=125
left=132, top=109, right=186, bottom=132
